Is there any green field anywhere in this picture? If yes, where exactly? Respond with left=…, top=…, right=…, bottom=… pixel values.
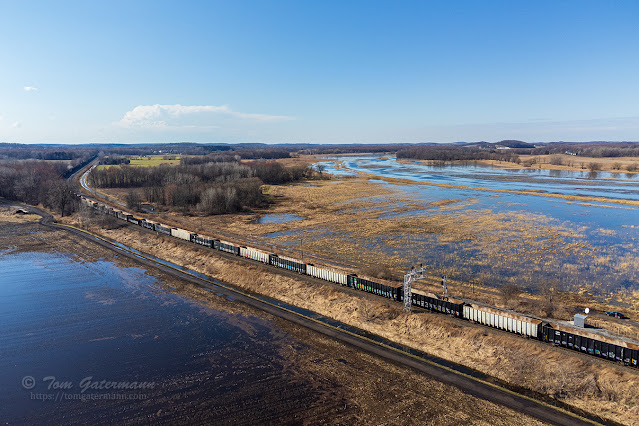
left=97, top=155, right=181, bottom=170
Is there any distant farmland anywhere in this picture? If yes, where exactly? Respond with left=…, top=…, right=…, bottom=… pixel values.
left=97, top=155, right=181, bottom=170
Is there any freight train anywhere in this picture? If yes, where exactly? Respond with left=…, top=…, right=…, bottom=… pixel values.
left=79, top=196, right=639, bottom=368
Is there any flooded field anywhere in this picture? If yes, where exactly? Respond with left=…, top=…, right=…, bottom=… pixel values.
left=0, top=250, right=346, bottom=424
left=274, top=156, right=639, bottom=298
left=329, top=156, right=639, bottom=201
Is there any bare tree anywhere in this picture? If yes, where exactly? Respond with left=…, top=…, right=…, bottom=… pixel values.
left=125, top=190, right=141, bottom=212
left=500, top=283, right=521, bottom=307
left=587, top=162, right=602, bottom=172
left=48, top=180, right=77, bottom=217
left=538, top=279, right=560, bottom=317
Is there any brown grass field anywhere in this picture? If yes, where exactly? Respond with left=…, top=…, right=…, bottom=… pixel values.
left=97, top=155, right=181, bottom=170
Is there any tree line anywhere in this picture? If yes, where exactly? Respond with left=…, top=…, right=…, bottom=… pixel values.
left=530, top=142, right=639, bottom=158
left=396, top=145, right=521, bottom=163
left=88, top=160, right=317, bottom=214
left=0, top=161, right=77, bottom=216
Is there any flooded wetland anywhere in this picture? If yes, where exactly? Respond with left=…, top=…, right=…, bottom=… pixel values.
left=195, top=154, right=639, bottom=320
left=307, top=156, right=639, bottom=299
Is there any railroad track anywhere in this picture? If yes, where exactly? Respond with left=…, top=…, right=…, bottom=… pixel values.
left=4, top=198, right=608, bottom=426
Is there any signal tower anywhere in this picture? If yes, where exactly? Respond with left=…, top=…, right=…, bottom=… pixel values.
left=403, top=264, right=428, bottom=312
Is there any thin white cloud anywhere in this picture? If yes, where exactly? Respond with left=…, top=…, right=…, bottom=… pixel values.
left=117, top=104, right=294, bottom=129
left=12, top=121, right=21, bottom=128
left=24, top=86, right=38, bottom=92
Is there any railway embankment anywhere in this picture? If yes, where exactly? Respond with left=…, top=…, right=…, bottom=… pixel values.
left=2, top=208, right=555, bottom=425
left=54, top=210, right=639, bottom=426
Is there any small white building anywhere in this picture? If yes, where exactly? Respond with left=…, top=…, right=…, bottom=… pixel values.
left=574, top=314, right=587, bottom=328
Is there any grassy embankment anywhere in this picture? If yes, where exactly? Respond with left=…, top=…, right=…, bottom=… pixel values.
left=58, top=208, right=639, bottom=425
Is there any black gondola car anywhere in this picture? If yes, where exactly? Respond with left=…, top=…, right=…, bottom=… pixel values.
left=541, top=324, right=638, bottom=366
left=154, top=224, right=172, bottom=235
left=141, top=220, right=155, bottom=230
left=396, top=287, right=464, bottom=318
left=269, top=254, right=306, bottom=274
left=126, top=215, right=141, bottom=225
left=214, top=240, right=240, bottom=256
left=347, top=275, right=396, bottom=299
left=194, top=235, right=213, bottom=248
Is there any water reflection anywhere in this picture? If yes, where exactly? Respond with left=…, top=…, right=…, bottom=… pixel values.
left=0, top=251, right=320, bottom=424
left=317, top=155, right=639, bottom=201
left=307, top=155, right=639, bottom=295
left=255, top=213, right=304, bottom=224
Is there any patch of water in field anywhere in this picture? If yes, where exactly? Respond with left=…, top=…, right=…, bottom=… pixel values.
left=315, top=161, right=357, bottom=176
left=254, top=213, right=304, bottom=224
left=0, top=251, right=339, bottom=423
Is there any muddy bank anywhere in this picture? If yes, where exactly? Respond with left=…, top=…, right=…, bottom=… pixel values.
left=0, top=214, right=543, bottom=425
left=53, top=208, right=639, bottom=426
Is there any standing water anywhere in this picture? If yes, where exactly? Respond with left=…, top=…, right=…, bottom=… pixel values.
left=0, top=249, right=341, bottom=423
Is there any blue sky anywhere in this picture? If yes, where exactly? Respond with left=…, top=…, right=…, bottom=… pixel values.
left=1, top=1, right=638, bottom=144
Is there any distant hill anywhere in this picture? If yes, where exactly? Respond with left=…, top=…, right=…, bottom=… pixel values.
left=495, top=140, right=535, bottom=148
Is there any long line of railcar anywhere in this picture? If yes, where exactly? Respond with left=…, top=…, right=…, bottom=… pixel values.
left=78, top=195, right=639, bottom=368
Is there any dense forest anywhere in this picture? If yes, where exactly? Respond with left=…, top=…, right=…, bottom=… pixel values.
left=0, top=147, right=97, bottom=216
left=88, top=160, right=316, bottom=214
left=0, top=161, right=78, bottom=216
left=0, top=144, right=97, bottom=162
left=396, top=145, right=522, bottom=163
left=397, top=142, right=639, bottom=162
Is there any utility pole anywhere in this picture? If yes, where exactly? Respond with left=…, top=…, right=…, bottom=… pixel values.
left=442, top=275, right=447, bottom=299
left=299, top=237, right=303, bottom=262
left=403, top=264, right=428, bottom=313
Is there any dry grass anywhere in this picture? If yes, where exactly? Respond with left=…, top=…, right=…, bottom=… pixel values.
left=92, top=173, right=639, bottom=335
left=58, top=213, right=639, bottom=425
left=0, top=205, right=42, bottom=223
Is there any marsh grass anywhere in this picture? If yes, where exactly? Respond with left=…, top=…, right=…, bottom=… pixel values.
left=56, top=213, right=639, bottom=425
left=88, top=173, right=639, bottom=340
